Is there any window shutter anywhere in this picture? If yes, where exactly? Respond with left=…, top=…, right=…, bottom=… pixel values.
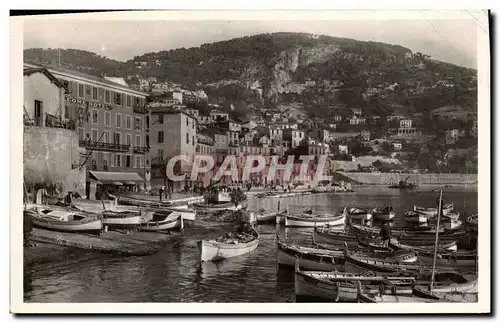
left=110, top=153, right=115, bottom=167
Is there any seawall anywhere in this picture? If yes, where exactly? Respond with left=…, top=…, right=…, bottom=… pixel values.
left=23, top=126, right=85, bottom=195
left=339, top=172, right=478, bottom=185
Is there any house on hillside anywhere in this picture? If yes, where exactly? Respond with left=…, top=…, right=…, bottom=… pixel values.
left=360, top=130, right=371, bottom=142
left=349, top=116, right=366, bottom=125
left=351, top=108, right=362, bottom=116
left=338, top=145, right=349, bottom=154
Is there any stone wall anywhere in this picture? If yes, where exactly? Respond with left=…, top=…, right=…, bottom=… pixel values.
left=24, top=126, right=86, bottom=195
left=339, top=172, right=478, bottom=185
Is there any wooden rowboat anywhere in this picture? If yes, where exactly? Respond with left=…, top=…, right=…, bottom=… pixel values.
left=295, top=265, right=415, bottom=302
left=389, top=238, right=458, bottom=253
left=313, top=226, right=369, bottom=247
left=346, top=207, right=373, bottom=221
left=256, top=209, right=287, bottom=224
left=413, top=203, right=454, bottom=217
left=371, top=207, right=395, bottom=221
left=198, top=226, right=259, bottom=262
left=276, top=236, right=345, bottom=271
left=101, top=210, right=141, bottom=229
left=30, top=206, right=103, bottom=233
left=192, top=202, right=242, bottom=211
left=285, top=212, right=345, bottom=227
left=139, top=212, right=184, bottom=231
left=404, top=211, right=428, bottom=224
left=345, top=252, right=476, bottom=275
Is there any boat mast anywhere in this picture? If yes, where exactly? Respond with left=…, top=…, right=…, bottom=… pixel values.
left=430, top=189, right=443, bottom=293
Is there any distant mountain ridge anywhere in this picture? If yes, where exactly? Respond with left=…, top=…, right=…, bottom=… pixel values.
left=24, top=32, right=477, bottom=121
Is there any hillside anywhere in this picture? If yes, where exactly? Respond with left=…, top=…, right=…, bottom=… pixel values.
left=24, top=32, right=477, bottom=120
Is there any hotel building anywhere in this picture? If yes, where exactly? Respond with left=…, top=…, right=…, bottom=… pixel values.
left=24, top=62, right=151, bottom=192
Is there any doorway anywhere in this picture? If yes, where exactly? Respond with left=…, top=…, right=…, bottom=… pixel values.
left=34, top=100, right=43, bottom=126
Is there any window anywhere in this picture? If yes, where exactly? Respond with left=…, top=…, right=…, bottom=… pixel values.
left=135, top=156, right=141, bottom=169
left=64, top=106, right=69, bottom=119
left=146, top=135, right=150, bottom=147
left=92, top=87, right=98, bottom=101
left=105, top=111, right=111, bottom=127
left=99, top=88, right=104, bottom=101
left=116, top=114, right=122, bottom=128
left=127, top=95, right=132, bottom=108
left=135, top=117, right=141, bottom=130
left=61, top=80, right=70, bottom=93
left=92, top=109, right=99, bottom=124
left=116, top=154, right=121, bottom=167
left=114, top=132, right=121, bottom=145
left=85, top=85, right=91, bottom=98
left=126, top=155, right=132, bottom=168
left=158, top=131, right=164, bottom=143
left=146, top=116, right=150, bottom=129
left=105, top=90, right=110, bottom=103
left=114, top=92, right=122, bottom=105
left=186, top=133, right=189, bottom=144
left=126, top=134, right=132, bottom=146
left=157, top=149, right=164, bottom=157
left=192, top=135, right=195, bottom=146
left=78, top=128, right=84, bottom=141
left=158, top=114, right=163, bottom=124
left=91, top=129, right=98, bottom=141
left=110, top=153, right=115, bottom=167
left=126, top=116, right=132, bottom=130
left=78, top=83, right=84, bottom=98
left=135, top=135, right=141, bottom=147
left=103, top=131, right=110, bottom=144
left=193, top=120, right=195, bottom=129
left=186, top=117, right=189, bottom=126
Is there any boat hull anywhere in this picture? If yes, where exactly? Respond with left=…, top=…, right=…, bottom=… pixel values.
left=294, top=272, right=413, bottom=302
left=373, top=212, right=395, bottom=221
left=139, top=217, right=183, bottom=231
left=285, top=214, right=345, bottom=227
left=276, top=242, right=343, bottom=271
left=102, top=212, right=142, bottom=229
left=198, top=238, right=259, bottom=262
left=32, top=216, right=103, bottom=233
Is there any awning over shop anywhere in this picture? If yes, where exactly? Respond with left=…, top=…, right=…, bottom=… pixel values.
left=88, top=171, right=144, bottom=184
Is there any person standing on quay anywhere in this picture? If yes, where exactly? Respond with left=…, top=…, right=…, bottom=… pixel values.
left=159, top=186, right=164, bottom=202
left=380, top=222, right=391, bottom=247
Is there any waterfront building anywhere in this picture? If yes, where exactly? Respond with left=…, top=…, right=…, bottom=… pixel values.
left=360, top=130, right=371, bottom=141
left=149, top=106, right=197, bottom=190
left=283, top=129, right=305, bottom=148
left=209, top=110, right=229, bottom=122
left=393, top=142, right=403, bottom=151
left=308, top=128, right=331, bottom=143
left=24, top=62, right=150, bottom=194
left=338, top=145, right=349, bottom=154
left=269, top=127, right=283, bottom=142
left=242, top=120, right=257, bottom=131
left=349, top=116, right=366, bottom=125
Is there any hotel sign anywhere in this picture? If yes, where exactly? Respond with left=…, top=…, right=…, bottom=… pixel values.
left=65, top=95, right=113, bottom=110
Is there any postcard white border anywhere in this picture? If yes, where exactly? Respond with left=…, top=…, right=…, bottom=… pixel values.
left=10, top=9, right=490, bottom=314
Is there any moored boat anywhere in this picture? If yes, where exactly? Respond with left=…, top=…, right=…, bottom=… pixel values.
left=441, top=219, right=463, bottom=231
left=192, top=202, right=242, bottom=211
left=389, top=238, right=458, bottom=253
left=313, top=226, right=364, bottom=247
left=404, top=211, right=428, bottom=224
left=295, top=265, right=415, bottom=302
left=30, top=206, right=103, bottom=233
left=344, top=251, right=471, bottom=274
left=256, top=209, right=287, bottom=224
left=442, top=210, right=460, bottom=221
left=284, top=212, right=345, bottom=227
left=139, top=211, right=184, bottom=231
left=346, top=207, right=373, bottom=221
left=101, top=210, right=141, bottom=229
left=413, top=203, right=454, bottom=217
left=198, top=225, right=259, bottom=262
left=276, top=236, right=344, bottom=271
left=371, top=207, right=395, bottom=221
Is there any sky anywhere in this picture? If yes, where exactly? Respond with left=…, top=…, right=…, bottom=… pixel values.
left=23, top=17, right=479, bottom=68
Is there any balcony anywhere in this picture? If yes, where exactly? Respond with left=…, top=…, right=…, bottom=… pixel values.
left=133, top=146, right=150, bottom=154
left=150, top=156, right=167, bottom=166
left=79, top=140, right=131, bottom=152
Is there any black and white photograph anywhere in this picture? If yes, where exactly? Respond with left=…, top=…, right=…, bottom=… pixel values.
left=10, top=9, right=490, bottom=313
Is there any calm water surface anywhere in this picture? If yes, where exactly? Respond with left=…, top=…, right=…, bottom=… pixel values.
left=24, top=186, right=477, bottom=302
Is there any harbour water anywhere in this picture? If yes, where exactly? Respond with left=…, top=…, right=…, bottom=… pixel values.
left=24, top=185, right=478, bottom=303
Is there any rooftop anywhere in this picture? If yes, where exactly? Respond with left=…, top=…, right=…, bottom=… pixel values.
left=24, top=61, right=148, bottom=96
